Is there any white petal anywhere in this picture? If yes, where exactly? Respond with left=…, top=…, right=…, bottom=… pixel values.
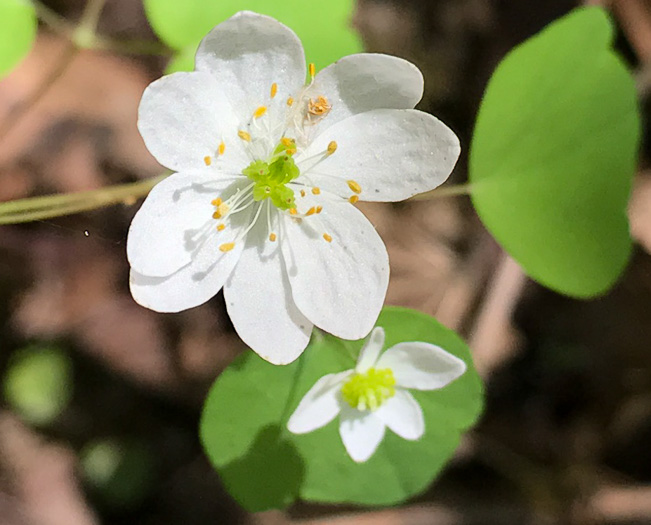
left=195, top=11, right=306, bottom=123
left=127, top=172, right=242, bottom=277
left=338, top=406, right=386, bottom=463
left=376, top=342, right=467, bottom=391
left=129, top=207, right=252, bottom=313
left=375, top=390, right=424, bottom=440
left=299, top=109, right=460, bottom=202
left=224, top=218, right=313, bottom=365
left=355, top=327, right=386, bottom=373
left=308, top=53, right=423, bottom=135
left=280, top=197, right=389, bottom=340
left=287, top=371, right=351, bottom=434
left=137, top=71, right=247, bottom=172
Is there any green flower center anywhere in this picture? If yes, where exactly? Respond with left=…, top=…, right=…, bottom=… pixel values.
left=341, top=368, right=396, bottom=411
left=242, top=139, right=300, bottom=210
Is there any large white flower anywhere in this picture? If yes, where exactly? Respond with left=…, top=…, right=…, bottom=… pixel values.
left=287, top=327, right=467, bottom=462
left=127, top=11, right=460, bottom=365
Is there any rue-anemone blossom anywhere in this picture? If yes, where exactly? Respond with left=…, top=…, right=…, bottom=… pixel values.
left=127, top=11, right=460, bottom=365
left=287, top=327, right=467, bottom=462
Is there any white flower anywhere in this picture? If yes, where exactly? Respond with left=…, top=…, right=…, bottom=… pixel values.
left=287, top=327, right=467, bottom=462
left=127, top=11, right=460, bottom=365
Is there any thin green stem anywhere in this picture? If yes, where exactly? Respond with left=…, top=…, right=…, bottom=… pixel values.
left=0, top=175, right=166, bottom=225
left=32, top=0, right=74, bottom=38
left=411, top=183, right=473, bottom=201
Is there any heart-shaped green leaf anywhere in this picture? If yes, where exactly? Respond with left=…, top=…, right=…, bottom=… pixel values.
left=144, top=0, right=361, bottom=72
left=200, top=307, right=483, bottom=511
left=469, top=7, right=640, bottom=297
left=0, top=0, right=37, bottom=78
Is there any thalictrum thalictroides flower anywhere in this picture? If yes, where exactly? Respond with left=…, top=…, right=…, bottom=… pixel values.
left=127, top=11, right=460, bottom=364
left=287, top=327, right=467, bottom=462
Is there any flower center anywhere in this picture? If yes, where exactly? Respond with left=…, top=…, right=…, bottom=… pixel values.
left=341, top=368, right=396, bottom=411
left=241, top=138, right=300, bottom=210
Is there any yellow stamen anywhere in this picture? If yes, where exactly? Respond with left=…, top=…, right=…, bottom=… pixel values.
left=212, top=202, right=230, bottom=219
left=316, top=206, right=323, bottom=214
left=269, top=233, right=277, bottom=242
left=306, top=207, right=317, bottom=216
left=327, top=141, right=337, bottom=155
left=204, top=156, right=212, bottom=166
left=347, top=180, right=362, bottom=194
left=281, top=137, right=295, bottom=148
left=300, top=190, right=306, bottom=197
left=217, top=224, right=226, bottom=231
left=308, top=95, right=331, bottom=117
left=349, top=195, right=359, bottom=204
left=211, top=198, right=223, bottom=206
left=253, top=106, right=267, bottom=118
left=289, top=208, right=298, bottom=215
left=218, top=142, right=226, bottom=155
left=271, top=83, right=278, bottom=98
left=287, top=96, right=294, bottom=107
left=323, top=233, right=332, bottom=243
left=286, top=148, right=297, bottom=155
left=238, top=130, right=251, bottom=142
left=219, top=242, right=235, bottom=252
left=312, top=187, right=321, bottom=195
left=309, top=62, right=316, bottom=79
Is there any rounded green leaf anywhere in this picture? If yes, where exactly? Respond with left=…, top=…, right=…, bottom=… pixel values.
left=469, top=7, right=640, bottom=298
left=0, top=0, right=37, bottom=78
left=144, top=0, right=360, bottom=71
left=200, top=307, right=483, bottom=510
left=3, top=345, right=73, bottom=425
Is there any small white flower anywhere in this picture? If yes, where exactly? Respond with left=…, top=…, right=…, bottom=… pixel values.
left=287, top=327, right=467, bottom=462
left=127, top=11, right=460, bottom=365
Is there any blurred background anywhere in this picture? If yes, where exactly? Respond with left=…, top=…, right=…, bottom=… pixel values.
left=1, top=0, right=650, bottom=523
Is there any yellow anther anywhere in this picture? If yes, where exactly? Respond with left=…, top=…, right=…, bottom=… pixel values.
left=306, top=207, right=317, bottom=216
left=327, top=141, right=337, bottom=155
left=219, top=242, right=235, bottom=252
left=254, top=106, right=267, bottom=118
left=218, top=142, right=226, bottom=155
left=300, top=190, right=306, bottom=197
left=271, top=83, right=278, bottom=98
left=217, top=224, right=226, bottom=231
left=287, top=96, right=294, bottom=107
left=289, top=208, right=298, bottom=215
left=308, top=95, right=331, bottom=117
left=323, top=233, right=332, bottom=243
left=286, top=148, right=297, bottom=155
left=212, top=202, right=230, bottom=219
left=212, top=211, right=221, bottom=219
left=316, top=206, right=323, bottom=214
left=204, top=156, right=212, bottom=166
left=211, top=198, right=223, bottom=206
left=238, top=130, right=251, bottom=142
left=309, top=62, right=316, bottom=79
left=269, top=233, right=277, bottom=242
left=312, top=187, right=321, bottom=195
left=347, top=180, right=362, bottom=194
left=349, top=195, right=359, bottom=204
left=281, top=137, right=295, bottom=148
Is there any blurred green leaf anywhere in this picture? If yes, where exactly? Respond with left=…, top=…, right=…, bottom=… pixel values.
left=80, top=438, right=155, bottom=509
left=0, top=0, right=37, bottom=78
left=3, top=345, right=73, bottom=425
left=200, top=307, right=483, bottom=510
left=469, top=7, right=640, bottom=298
left=143, top=0, right=361, bottom=72
left=165, top=44, right=195, bottom=74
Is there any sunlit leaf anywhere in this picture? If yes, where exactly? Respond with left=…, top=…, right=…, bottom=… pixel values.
left=469, top=7, right=640, bottom=297
left=0, top=0, right=37, bottom=78
left=200, top=307, right=483, bottom=510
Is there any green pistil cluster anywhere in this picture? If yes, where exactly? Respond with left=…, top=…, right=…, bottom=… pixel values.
left=242, top=140, right=300, bottom=210
left=341, top=368, right=397, bottom=411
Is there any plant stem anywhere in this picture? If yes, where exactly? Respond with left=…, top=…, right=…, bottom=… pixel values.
left=0, top=175, right=166, bottom=225
left=411, top=183, right=473, bottom=201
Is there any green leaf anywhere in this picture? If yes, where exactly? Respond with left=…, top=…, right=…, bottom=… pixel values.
left=469, top=7, right=640, bottom=298
left=0, top=0, right=37, bottom=78
left=144, top=0, right=361, bottom=71
left=200, top=307, right=483, bottom=510
left=3, top=345, right=73, bottom=425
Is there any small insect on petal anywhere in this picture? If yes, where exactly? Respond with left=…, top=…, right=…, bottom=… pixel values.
left=238, top=130, right=251, bottom=142
left=219, top=242, right=235, bottom=252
